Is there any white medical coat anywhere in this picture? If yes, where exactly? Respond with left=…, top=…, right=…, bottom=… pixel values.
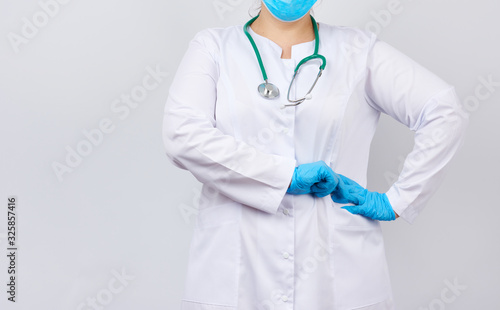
left=162, top=20, right=468, bottom=310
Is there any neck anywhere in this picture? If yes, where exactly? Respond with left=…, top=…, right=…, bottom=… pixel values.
left=250, top=4, right=315, bottom=47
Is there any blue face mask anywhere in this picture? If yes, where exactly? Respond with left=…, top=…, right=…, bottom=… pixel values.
left=262, top=0, right=318, bottom=22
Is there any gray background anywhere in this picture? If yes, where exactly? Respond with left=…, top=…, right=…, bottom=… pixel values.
left=0, top=0, right=498, bottom=309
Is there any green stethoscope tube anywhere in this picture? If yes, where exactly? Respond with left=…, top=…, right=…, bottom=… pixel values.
left=243, top=14, right=327, bottom=107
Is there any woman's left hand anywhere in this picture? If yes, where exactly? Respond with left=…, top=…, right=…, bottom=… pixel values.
left=330, top=173, right=398, bottom=221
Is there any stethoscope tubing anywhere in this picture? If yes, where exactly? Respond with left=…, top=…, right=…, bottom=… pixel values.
left=243, top=14, right=327, bottom=106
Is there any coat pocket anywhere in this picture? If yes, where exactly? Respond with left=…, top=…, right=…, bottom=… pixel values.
left=330, top=223, right=392, bottom=309
left=183, top=202, right=241, bottom=307
left=196, top=201, right=241, bottom=229
left=330, top=200, right=380, bottom=230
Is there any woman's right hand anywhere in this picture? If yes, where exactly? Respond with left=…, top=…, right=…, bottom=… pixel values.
left=286, top=161, right=339, bottom=197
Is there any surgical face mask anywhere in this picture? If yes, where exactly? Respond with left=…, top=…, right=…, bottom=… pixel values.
left=262, top=0, right=318, bottom=22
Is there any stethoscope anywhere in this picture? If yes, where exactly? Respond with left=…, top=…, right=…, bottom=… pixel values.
left=243, top=14, right=327, bottom=108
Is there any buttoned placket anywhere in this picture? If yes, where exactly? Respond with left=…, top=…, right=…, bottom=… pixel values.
left=248, top=26, right=318, bottom=309
left=260, top=53, right=291, bottom=309
left=279, top=55, right=301, bottom=310
left=278, top=40, right=319, bottom=310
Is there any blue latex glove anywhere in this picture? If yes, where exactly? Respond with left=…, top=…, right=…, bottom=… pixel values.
left=330, top=174, right=396, bottom=221
left=287, top=161, right=339, bottom=197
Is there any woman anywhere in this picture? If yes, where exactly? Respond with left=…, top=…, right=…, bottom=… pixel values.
left=162, top=1, right=468, bottom=309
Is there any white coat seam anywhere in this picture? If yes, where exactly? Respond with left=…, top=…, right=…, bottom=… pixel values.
left=182, top=299, right=236, bottom=308
left=412, top=85, right=455, bottom=132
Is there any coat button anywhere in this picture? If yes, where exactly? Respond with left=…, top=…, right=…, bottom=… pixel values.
left=281, top=295, right=288, bottom=302
left=282, top=209, right=289, bottom=215
left=283, top=252, right=290, bottom=259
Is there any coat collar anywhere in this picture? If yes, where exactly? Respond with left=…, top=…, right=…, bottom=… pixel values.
left=244, top=22, right=320, bottom=63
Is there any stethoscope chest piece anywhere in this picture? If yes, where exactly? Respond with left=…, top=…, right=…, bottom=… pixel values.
left=258, top=81, right=279, bottom=99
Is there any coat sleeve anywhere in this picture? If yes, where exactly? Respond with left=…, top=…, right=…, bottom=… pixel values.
left=364, top=33, right=469, bottom=224
left=162, top=30, right=297, bottom=214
